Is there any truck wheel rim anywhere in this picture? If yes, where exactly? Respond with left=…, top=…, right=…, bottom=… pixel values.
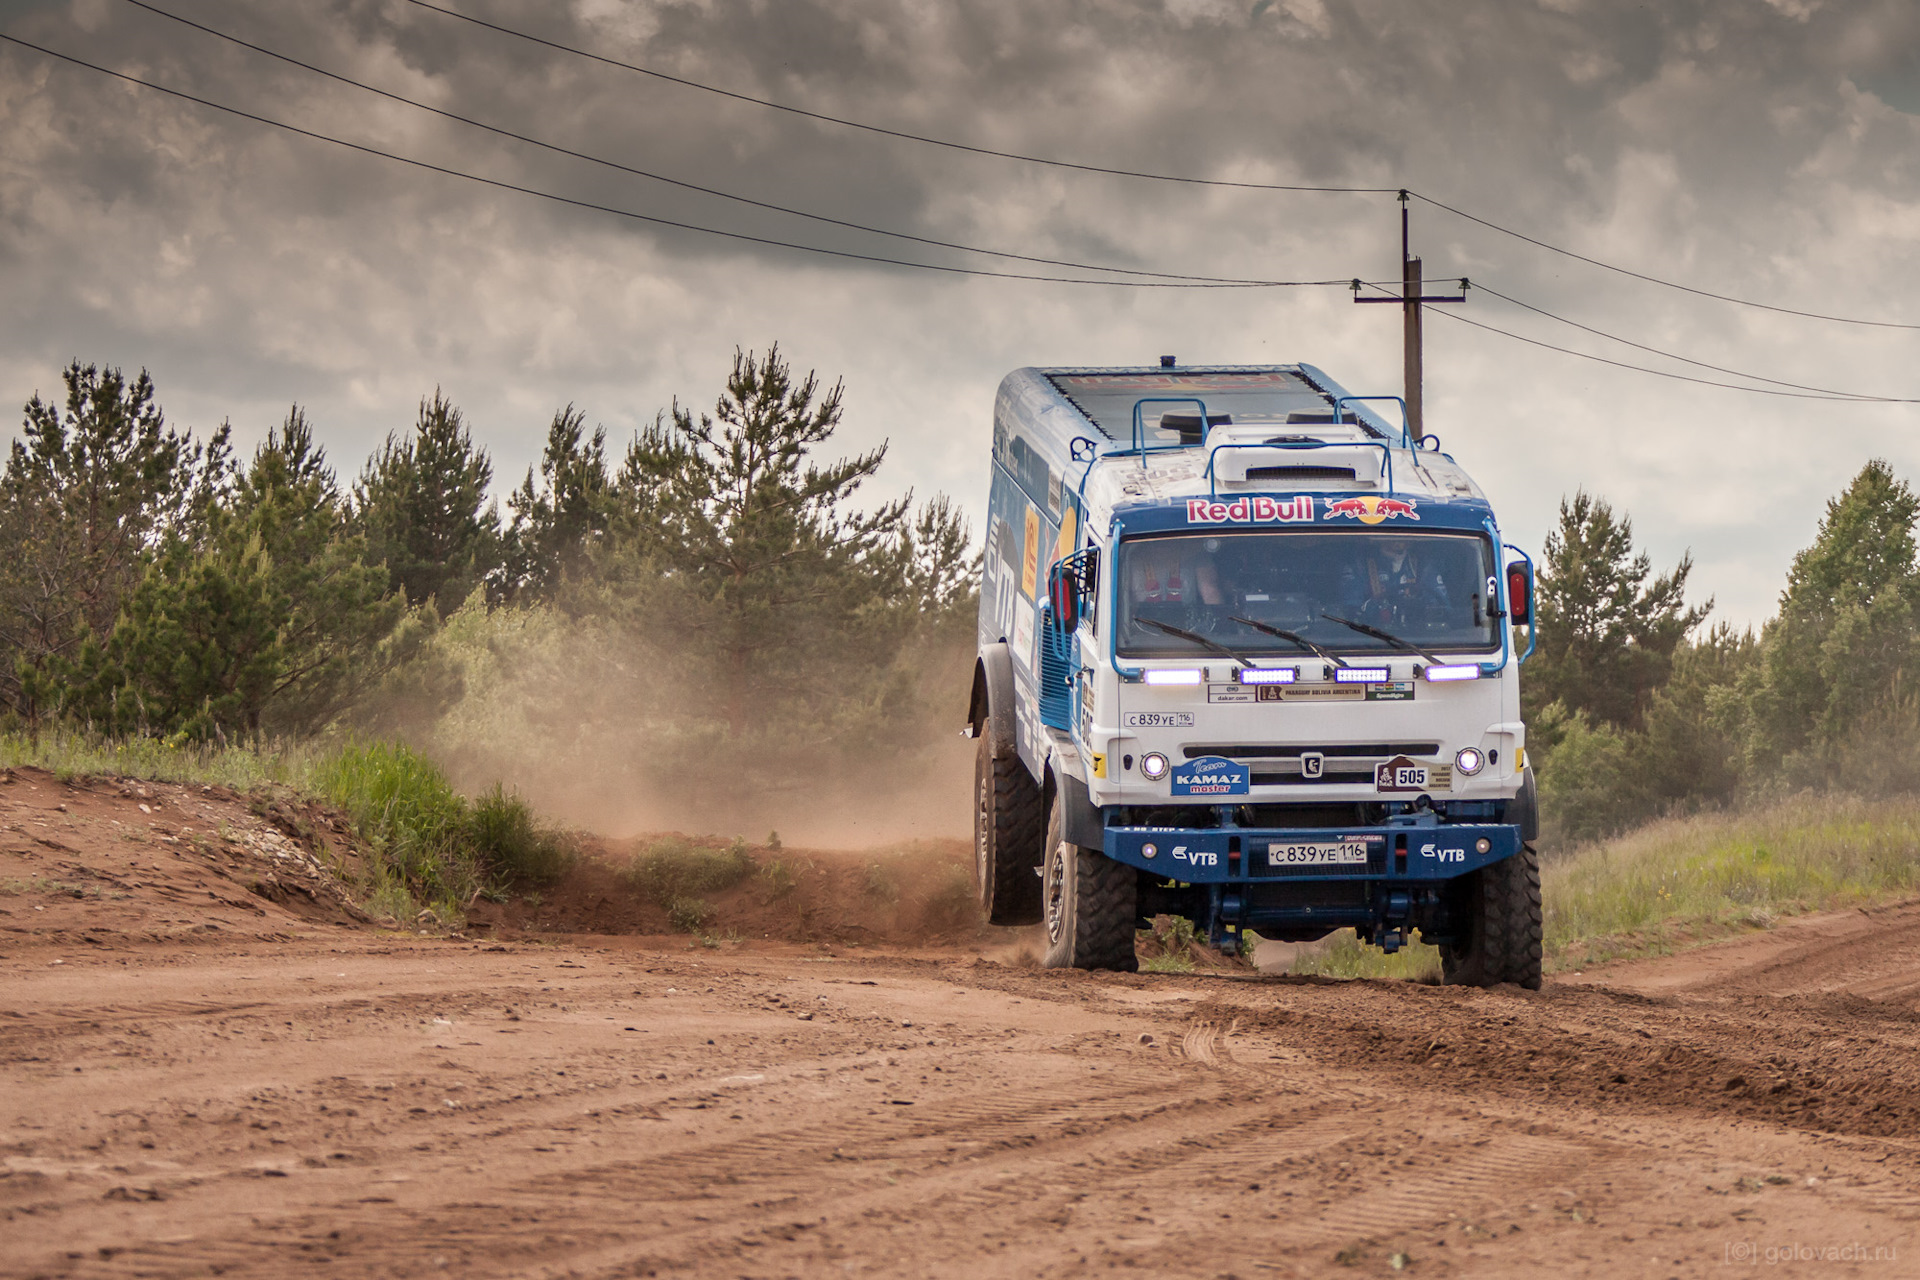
left=1043, top=841, right=1067, bottom=946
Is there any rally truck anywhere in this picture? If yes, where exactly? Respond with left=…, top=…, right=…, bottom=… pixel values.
left=966, top=362, right=1542, bottom=987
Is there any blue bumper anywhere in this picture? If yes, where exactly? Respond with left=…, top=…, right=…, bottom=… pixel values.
left=1104, top=821, right=1522, bottom=884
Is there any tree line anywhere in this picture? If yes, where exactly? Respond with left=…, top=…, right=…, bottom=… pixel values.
left=0, top=350, right=977, bottom=783
left=1526, top=462, right=1920, bottom=841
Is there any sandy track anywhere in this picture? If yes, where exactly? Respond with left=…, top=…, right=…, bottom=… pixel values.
left=4, top=772, right=1918, bottom=1277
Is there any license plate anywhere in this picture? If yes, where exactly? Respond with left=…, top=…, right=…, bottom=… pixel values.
left=1267, top=840, right=1371, bottom=867
left=1123, top=712, right=1194, bottom=728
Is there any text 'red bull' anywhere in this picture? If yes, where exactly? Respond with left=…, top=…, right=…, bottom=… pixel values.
left=1184, top=496, right=1315, bottom=524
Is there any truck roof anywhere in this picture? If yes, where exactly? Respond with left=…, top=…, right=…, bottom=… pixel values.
left=994, top=365, right=1493, bottom=534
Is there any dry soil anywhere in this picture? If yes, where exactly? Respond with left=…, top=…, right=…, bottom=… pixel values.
left=3, top=767, right=1917, bottom=1278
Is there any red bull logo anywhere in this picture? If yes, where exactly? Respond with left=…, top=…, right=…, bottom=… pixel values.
left=1184, top=496, right=1314, bottom=525
left=1324, top=495, right=1420, bottom=525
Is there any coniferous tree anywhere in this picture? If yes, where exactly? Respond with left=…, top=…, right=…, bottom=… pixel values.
left=45, top=409, right=421, bottom=739
left=1525, top=490, right=1710, bottom=730
left=504, top=405, right=610, bottom=601
left=354, top=390, right=503, bottom=615
left=0, top=361, right=230, bottom=718
left=595, top=345, right=909, bottom=736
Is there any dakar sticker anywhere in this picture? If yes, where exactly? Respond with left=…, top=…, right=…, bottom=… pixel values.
left=1184, top=496, right=1314, bottom=525
left=1324, top=495, right=1419, bottom=524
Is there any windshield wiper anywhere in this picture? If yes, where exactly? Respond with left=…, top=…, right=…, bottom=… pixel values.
left=1134, top=617, right=1255, bottom=669
left=1319, top=612, right=1441, bottom=665
left=1228, top=616, right=1347, bottom=669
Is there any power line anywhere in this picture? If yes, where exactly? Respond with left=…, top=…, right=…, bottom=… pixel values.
left=0, top=33, right=1351, bottom=290
left=118, top=0, right=1301, bottom=288
left=1424, top=305, right=1918, bottom=402
left=399, top=0, right=1918, bottom=331
left=398, top=0, right=1396, bottom=196
left=1410, top=193, right=1920, bottom=332
left=1471, top=283, right=1911, bottom=401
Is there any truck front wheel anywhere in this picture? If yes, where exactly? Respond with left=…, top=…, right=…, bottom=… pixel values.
left=975, top=729, right=1044, bottom=925
left=1440, top=844, right=1543, bottom=990
left=1040, top=790, right=1138, bottom=971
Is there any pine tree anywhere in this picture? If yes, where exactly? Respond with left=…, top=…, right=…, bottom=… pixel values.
left=503, top=405, right=610, bottom=600
left=44, top=408, right=421, bottom=739
left=354, top=390, right=503, bottom=615
left=596, top=345, right=909, bottom=736
left=0, top=361, right=230, bottom=718
left=1525, top=490, right=1710, bottom=730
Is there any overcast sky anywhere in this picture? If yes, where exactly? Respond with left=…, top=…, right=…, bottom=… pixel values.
left=3, top=0, right=1918, bottom=627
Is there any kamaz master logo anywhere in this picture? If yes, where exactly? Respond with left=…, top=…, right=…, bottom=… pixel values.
left=1184, top=496, right=1313, bottom=524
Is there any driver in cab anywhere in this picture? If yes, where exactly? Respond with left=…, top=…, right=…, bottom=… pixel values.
left=1346, top=537, right=1444, bottom=626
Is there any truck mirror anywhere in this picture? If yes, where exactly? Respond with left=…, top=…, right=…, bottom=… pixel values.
left=1048, top=563, right=1080, bottom=633
left=1506, top=564, right=1532, bottom=627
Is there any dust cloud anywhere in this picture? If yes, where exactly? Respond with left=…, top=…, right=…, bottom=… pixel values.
left=372, top=601, right=975, bottom=848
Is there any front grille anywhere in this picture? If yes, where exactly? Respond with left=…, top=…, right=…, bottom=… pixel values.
left=1185, top=743, right=1440, bottom=759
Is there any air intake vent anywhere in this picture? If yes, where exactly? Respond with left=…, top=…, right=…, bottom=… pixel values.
left=1245, top=465, right=1356, bottom=482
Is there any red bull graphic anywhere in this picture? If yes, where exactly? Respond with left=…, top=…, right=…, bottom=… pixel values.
left=1185, top=496, right=1314, bottom=525
left=1324, top=495, right=1420, bottom=525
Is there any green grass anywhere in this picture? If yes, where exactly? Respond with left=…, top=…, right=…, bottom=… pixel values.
left=1278, top=929, right=1442, bottom=982
left=1543, top=793, right=1920, bottom=971
left=621, top=836, right=758, bottom=909
left=0, top=727, right=321, bottom=789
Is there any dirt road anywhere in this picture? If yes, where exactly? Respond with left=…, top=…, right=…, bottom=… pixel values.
left=4, top=770, right=1919, bottom=1277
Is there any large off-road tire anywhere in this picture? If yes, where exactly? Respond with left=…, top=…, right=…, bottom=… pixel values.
left=975, top=728, right=1044, bottom=926
left=1040, top=790, right=1138, bottom=971
left=1440, top=844, right=1543, bottom=990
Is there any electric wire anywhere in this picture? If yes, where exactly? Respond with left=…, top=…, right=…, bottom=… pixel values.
left=1471, top=283, right=1913, bottom=401
left=398, top=0, right=1918, bottom=330
left=398, top=0, right=1397, bottom=196
left=117, top=0, right=1305, bottom=287
left=1409, top=193, right=1920, bottom=332
left=0, top=32, right=1349, bottom=290
left=1425, top=305, right=1917, bottom=402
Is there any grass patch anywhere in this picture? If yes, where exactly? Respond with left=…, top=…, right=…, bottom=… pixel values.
left=0, top=727, right=321, bottom=790
left=622, top=836, right=757, bottom=911
left=1544, top=793, right=1920, bottom=971
left=1279, top=928, right=1441, bottom=982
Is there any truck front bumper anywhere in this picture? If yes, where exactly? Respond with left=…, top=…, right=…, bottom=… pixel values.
left=1100, top=816, right=1524, bottom=947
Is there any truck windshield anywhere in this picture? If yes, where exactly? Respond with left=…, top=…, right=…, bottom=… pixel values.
left=1116, top=530, right=1498, bottom=657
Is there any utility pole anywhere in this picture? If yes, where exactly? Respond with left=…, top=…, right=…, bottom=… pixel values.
left=1353, top=191, right=1466, bottom=438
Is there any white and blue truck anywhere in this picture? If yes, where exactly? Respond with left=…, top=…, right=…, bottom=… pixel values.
left=967, top=362, right=1542, bottom=987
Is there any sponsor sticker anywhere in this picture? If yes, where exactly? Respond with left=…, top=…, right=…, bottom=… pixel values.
left=1184, top=495, right=1315, bottom=525
left=1208, top=684, right=1257, bottom=704
left=1324, top=495, right=1419, bottom=524
left=1123, top=711, right=1195, bottom=729
left=1171, top=754, right=1249, bottom=797
left=1366, top=681, right=1416, bottom=702
left=1020, top=506, right=1042, bottom=599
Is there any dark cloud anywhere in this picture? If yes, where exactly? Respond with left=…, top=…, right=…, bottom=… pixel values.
left=3, top=0, right=1918, bottom=623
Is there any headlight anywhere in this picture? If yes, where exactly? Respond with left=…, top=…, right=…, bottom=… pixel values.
left=1455, top=747, right=1485, bottom=776
left=1141, top=752, right=1170, bottom=780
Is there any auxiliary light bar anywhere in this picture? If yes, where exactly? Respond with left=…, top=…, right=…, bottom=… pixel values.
left=1423, top=663, right=1482, bottom=682
left=1143, top=668, right=1203, bottom=686
left=1332, top=666, right=1392, bottom=684
left=1236, top=667, right=1296, bottom=685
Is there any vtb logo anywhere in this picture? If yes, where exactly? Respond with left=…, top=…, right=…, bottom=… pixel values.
left=1324, top=496, right=1419, bottom=524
